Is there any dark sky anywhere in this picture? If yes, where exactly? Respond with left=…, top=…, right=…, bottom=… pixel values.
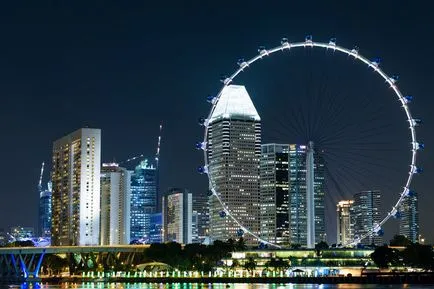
left=0, top=1, right=433, bottom=244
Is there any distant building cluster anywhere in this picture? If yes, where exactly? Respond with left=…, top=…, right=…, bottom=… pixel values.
left=16, top=84, right=418, bottom=248
left=43, top=128, right=209, bottom=246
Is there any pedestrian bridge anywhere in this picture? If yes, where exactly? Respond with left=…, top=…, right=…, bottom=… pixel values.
left=0, top=245, right=149, bottom=279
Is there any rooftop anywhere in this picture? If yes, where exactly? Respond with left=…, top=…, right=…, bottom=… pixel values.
left=210, top=85, right=260, bottom=123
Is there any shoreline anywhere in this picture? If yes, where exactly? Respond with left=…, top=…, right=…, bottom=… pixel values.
left=3, top=273, right=434, bottom=285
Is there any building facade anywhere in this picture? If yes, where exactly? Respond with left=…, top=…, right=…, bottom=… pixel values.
left=260, top=144, right=290, bottom=246
left=208, top=85, right=261, bottom=244
left=351, top=191, right=382, bottom=246
left=51, top=128, right=101, bottom=246
left=336, top=200, right=354, bottom=246
left=192, top=193, right=210, bottom=244
left=149, top=213, right=163, bottom=244
left=130, top=159, right=157, bottom=243
left=100, top=163, right=131, bottom=245
left=288, top=144, right=326, bottom=247
left=162, top=188, right=192, bottom=244
left=399, top=192, right=419, bottom=243
left=39, top=181, right=52, bottom=238
left=10, top=226, right=34, bottom=240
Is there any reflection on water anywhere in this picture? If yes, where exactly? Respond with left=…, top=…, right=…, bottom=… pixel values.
left=3, top=283, right=434, bottom=289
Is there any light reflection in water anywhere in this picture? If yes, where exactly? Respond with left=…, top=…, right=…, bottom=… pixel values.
left=5, top=284, right=434, bottom=289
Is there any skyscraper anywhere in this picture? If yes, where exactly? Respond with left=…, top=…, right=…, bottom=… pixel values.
left=130, top=159, right=157, bottom=242
left=100, top=163, right=131, bottom=245
left=192, top=193, right=210, bottom=244
left=351, top=190, right=382, bottom=246
left=399, top=192, right=419, bottom=243
left=260, top=143, right=290, bottom=246
left=288, top=144, right=326, bottom=247
left=38, top=181, right=52, bottom=238
left=162, top=188, right=192, bottom=244
left=51, top=128, right=101, bottom=246
left=208, top=84, right=261, bottom=244
left=336, top=200, right=354, bottom=246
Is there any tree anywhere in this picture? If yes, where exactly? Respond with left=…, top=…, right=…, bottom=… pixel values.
left=370, top=245, right=401, bottom=269
left=230, top=259, right=240, bottom=270
left=236, top=237, right=247, bottom=251
left=290, top=244, right=301, bottom=249
left=402, top=243, right=434, bottom=270
left=227, top=238, right=236, bottom=251
left=390, top=235, right=412, bottom=247
left=8, top=240, right=34, bottom=247
left=243, top=257, right=257, bottom=274
left=315, top=241, right=329, bottom=257
left=265, top=257, right=289, bottom=271
left=42, top=254, right=68, bottom=275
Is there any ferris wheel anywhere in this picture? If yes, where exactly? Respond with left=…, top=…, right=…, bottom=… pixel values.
left=197, top=36, right=423, bottom=248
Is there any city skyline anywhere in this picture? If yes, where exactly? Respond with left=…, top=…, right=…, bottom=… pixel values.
left=0, top=2, right=432, bottom=244
left=3, top=124, right=420, bottom=248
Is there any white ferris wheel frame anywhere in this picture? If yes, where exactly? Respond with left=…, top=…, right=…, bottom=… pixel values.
left=200, top=37, right=421, bottom=248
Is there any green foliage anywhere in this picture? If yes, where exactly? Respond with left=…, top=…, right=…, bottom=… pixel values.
left=264, top=257, right=289, bottom=271
left=370, top=245, right=401, bottom=268
left=243, top=257, right=257, bottom=273
left=42, top=254, right=68, bottom=275
left=315, top=241, right=329, bottom=256
left=236, top=237, right=247, bottom=251
left=389, top=235, right=412, bottom=246
left=402, top=243, right=434, bottom=270
left=142, top=239, right=237, bottom=271
left=370, top=243, right=434, bottom=270
left=7, top=240, right=34, bottom=247
left=230, top=259, right=240, bottom=269
left=315, top=241, right=329, bottom=250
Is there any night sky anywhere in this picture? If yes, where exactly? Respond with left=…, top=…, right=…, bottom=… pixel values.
left=0, top=1, right=433, bottom=244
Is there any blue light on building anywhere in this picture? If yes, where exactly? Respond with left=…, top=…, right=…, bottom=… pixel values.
left=39, top=181, right=52, bottom=238
left=149, top=213, right=162, bottom=244
left=130, top=159, right=157, bottom=243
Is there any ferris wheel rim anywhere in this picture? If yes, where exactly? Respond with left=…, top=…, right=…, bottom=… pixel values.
left=201, top=37, right=420, bottom=248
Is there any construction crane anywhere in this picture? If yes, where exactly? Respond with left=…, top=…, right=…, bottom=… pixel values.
left=155, top=121, right=163, bottom=169
left=155, top=122, right=163, bottom=211
left=118, top=154, right=144, bottom=165
left=117, top=122, right=163, bottom=167
left=38, top=162, right=45, bottom=193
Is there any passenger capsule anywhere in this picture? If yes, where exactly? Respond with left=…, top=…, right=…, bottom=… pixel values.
left=197, top=166, right=208, bottom=174
left=237, top=229, right=244, bottom=237
left=404, top=95, right=413, bottom=103
left=198, top=117, right=206, bottom=126
left=393, top=211, right=402, bottom=219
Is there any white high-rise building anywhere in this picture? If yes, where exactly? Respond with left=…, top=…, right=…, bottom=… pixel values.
left=51, top=128, right=101, bottom=246
left=288, top=144, right=326, bottom=247
left=208, top=85, right=261, bottom=244
left=399, top=192, right=419, bottom=243
left=336, top=200, right=354, bottom=246
left=351, top=190, right=382, bottom=246
left=162, top=188, right=192, bottom=244
left=100, top=163, right=131, bottom=245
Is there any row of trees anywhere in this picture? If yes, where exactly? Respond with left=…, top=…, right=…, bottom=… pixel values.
left=144, top=238, right=246, bottom=271
left=371, top=235, right=434, bottom=270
